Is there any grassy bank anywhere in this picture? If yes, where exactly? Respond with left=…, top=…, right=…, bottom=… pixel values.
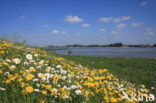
left=0, top=40, right=156, bottom=103
left=53, top=53, right=156, bottom=94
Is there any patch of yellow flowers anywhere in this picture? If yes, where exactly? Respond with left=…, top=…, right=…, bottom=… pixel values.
left=0, top=40, right=155, bottom=103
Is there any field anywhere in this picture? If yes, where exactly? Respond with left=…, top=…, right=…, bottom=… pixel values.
left=53, top=53, right=156, bottom=92
left=0, top=40, right=155, bottom=103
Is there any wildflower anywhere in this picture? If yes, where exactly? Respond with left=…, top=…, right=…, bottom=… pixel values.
left=4, top=72, right=9, bottom=75
left=21, top=90, right=27, bottom=95
left=25, top=73, right=34, bottom=81
left=18, top=78, right=23, bottom=82
left=50, top=88, right=58, bottom=95
left=34, top=89, right=40, bottom=92
left=42, top=90, right=47, bottom=95
left=71, top=85, right=77, bottom=90
left=33, top=78, right=39, bottom=81
left=36, top=83, right=40, bottom=87
left=24, top=62, right=29, bottom=65
left=0, top=70, right=2, bottom=74
left=26, top=54, right=33, bottom=60
left=75, top=90, right=82, bottom=95
left=34, top=53, right=38, bottom=57
left=9, top=65, right=16, bottom=71
left=25, top=86, right=33, bottom=93
left=56, top=65, right=62, bottom=68
left=40, top=99, right=45, bottom=103
left=0, top=87, right=6, bottom=91
left=12, top=58, right=21, bottom=64
left=84, top=91, right=89, bottom=96
left=45, top=85, right=52, bottom=90
left=21, top=82, right=27, bottom=88
left=29, top=67, right=36, bottom=72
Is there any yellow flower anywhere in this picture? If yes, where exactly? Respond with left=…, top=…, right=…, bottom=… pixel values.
left=21, top=90, right=27, bottom=95
left=21, top=82, right=27, bottom=88
left=18, top=78, right=23, bottom=82
left=41, top=90, right=47, bottom=95
left=45, top=85, right=52, bottom=90
left=53, top=75, right=60, bottom=83
left=50, top=89, right=57, bottom=95
left=0, top=62, right=2, bottom=67
left=0, top=70, right=2, bottom=74
left=29, top=67, right=36, bottom=72
left=25, top=73, right=34, bottom=81
left=110, top=97, right=118, bottom=103
left=40, top=99, right=45, bottom=103
left=84, top=91, right=89, bottom=96
left=25, top=86, right=33, bottom=93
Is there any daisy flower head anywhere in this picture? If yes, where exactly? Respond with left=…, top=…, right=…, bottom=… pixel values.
left=12, top=58, right=21, bottom=64
left=26, top=54, right=33, bottom=60
left=75, top=90, right=82, bottom=95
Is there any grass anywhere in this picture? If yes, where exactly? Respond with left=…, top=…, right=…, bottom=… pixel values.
left=52, top=52, right=156, bottom=94
left=1, top=40, right=156, bottom=103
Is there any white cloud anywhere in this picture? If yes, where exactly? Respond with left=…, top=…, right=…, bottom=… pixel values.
left=99, top=16, right=131, bottom=23
left=140, top=2, right=148, bottom=6
left=52, top=30, right=59, bottom=34
left=99, top=17, right=113, bottom=23
left=20, top=15, right=25, bottom=19
left=146, top=27, right=152, bottom=31
left=111, top=31, right=118, bottom=34
left=100, top=28, right=106, bottom=32
left=52, top=30, right=68, bottom=34
left=42, top=25, right=49, bottom=28
left=116, top=23, right=127, bottom=29
left=65, top=15, right=83, bottom=23
left=113, top=16, right=131, bottom=23
left=122, top=16, right=131, bottom=21
left=82, top=24, right=90, bottom=27
left=147, top=32, right=155, bottom=35
left=132, top=22, right=143, bottom=27
left=61, top=31, right=67, bottom=34
left=113, top=18, right=121, bottom=23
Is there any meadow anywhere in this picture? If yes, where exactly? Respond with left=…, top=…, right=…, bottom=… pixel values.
left=53, top=53, right=156, bottom=93
left=0, top=40, right=155, bottom=103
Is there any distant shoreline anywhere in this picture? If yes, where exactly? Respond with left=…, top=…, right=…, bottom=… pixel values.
left=45, top=46, right=156, bottom=50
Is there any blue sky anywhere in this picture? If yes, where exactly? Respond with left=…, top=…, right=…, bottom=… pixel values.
left=0, top=0, right=156, bottom=46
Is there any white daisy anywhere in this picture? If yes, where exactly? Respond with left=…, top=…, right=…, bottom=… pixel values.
left=75, top=90, right=82, bottom=95
left=12, top=58, right=21, bottom=64
left=26, top=54, right=33, bottom=60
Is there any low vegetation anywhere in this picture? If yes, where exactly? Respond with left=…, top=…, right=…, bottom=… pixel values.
left=0, top=40, right=155, bottom=103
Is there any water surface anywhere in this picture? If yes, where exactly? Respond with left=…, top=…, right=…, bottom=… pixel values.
left=55, top=48, right=156, bottom=59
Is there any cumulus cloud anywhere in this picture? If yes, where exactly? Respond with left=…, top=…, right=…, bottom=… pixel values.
left=100, top=28, right=106, bottom=32
left=99, top=17, right=113, bottom=23
left=116, top=23, right=127, bottom=29
left=113, top=16, right=131, bottom=23
left=20, top=15, right=25, bottom=19
left=146, top=27, right=152, bottom=31
left=52, top=30, right=68, bottom=34
left=99, top=16, right=131, bottom=23
left=61, top=31, right=67, bottom=34
left=122, top=16, right=131, bottom=21
left=140, top=2, right=148, bottom=6
left=65, top=15, right=83, bottom=23
left=52, top=30, right=59, bottom=34
left=111, top=31, right=118, bottom=34
left=42, top=25, right=49, bottom=28
left=132, top=22, right=143, bottom=27
left=82, top=24, right=90, bottom=27
left=147, top=32, right=155, bottom=35
left=113, top=18, right=121, bottom=23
